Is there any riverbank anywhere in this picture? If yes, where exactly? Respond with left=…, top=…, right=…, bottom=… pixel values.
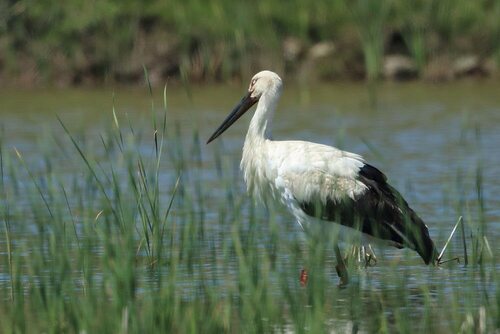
left=1, top=1, right=499, bottom=87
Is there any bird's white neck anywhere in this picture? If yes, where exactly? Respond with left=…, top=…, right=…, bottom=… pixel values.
left=245, top=87, right=281, bottom=142
left=241, top=86, right=282, bottom=201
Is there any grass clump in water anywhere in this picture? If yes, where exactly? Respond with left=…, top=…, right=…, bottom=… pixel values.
left=0, top=88, right=498, bottom=333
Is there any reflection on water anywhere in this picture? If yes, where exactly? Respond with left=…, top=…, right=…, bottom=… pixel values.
left=0, top=81, right=499, bottom=330
left=2, top=82, right=499, bottom=237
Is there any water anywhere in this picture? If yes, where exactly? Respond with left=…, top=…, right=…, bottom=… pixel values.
left=3, top=83, right=498, bottom=235
left=0, top=82, right=499, bottom=330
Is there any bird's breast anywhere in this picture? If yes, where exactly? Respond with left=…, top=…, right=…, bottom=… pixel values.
left=241, top=139, right=279, bottom=202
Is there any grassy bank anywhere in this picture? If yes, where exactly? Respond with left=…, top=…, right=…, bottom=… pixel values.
left=0, top=87, right=498, bottom=332
left=2, top=0, right=500, bottom=86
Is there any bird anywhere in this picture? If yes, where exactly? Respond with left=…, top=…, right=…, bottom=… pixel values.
left=207, top=70, right=439, bottom=284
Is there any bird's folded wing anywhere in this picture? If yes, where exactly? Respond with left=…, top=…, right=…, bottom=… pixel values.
left=280, top=159, right=424, bottom=249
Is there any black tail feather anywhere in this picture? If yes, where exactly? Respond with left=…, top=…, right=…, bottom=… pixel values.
left=299, top=163, right=440, bottom=265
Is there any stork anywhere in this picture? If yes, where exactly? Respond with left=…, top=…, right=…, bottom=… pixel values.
left=207, top=70, right=439, bottom=285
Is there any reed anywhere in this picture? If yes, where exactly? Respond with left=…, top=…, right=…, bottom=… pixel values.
left=0, top=88, right=497, bottom=333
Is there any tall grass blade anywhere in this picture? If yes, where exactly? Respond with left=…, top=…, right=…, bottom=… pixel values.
left=57, top=116, right=121, bottom=224
left=460, top=212, right=468, bottom=265
left=14, top=148, right=55, bottom=220
left=438, top=216, right=463, bottom=263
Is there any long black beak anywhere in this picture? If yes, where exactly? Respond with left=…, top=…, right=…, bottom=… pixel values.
left=206, top=92, right=258, bottom=144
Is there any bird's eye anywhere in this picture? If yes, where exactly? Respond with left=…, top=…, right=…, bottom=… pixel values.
left=251, top=79, right=257, bottom=86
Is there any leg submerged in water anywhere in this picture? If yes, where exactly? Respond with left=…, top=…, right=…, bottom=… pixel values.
left=350, top=244, right=377, bottom=267
left=334, top=245, right=348, bottom=286
left=299, top=268, right=308, bottom=286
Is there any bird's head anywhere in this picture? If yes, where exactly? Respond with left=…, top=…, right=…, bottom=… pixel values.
left=207, top=70, right=282, bottom=144
left=247, top=70, right=282, bottom=100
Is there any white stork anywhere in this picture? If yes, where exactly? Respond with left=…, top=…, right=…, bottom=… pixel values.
left=207, top=70, right=439, bottom=285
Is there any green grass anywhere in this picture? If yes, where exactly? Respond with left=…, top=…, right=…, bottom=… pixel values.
left=0, top=89, right=498, bottom=333
left=2, top=0, right=500, bottom=85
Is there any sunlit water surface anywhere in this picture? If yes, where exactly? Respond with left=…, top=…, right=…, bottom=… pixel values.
left=0, top=81, right=498, bottom=329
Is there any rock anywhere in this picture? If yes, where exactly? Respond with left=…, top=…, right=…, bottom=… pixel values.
left=453, top=55, right=482, bottom=77
left=307, top=41, right=336, bottom=60
left=282, top=37, right=304, bottom=62
left=383, top=54, right=418, bottom=80
left=483, top=58, right=498, bottom=76
left=424, top=56, right=454, bottom=81
left=297, top=41, right=336, bottom=82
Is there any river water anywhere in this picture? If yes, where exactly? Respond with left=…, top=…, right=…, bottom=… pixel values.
left=0, top=81, right=498, bottom=330
left=2, top=81, right=499, bottom=236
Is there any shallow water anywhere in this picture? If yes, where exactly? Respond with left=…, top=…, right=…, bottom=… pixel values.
left=0, top=81, right=499, bottom=330
left=2, top=82, right=499, bottom=236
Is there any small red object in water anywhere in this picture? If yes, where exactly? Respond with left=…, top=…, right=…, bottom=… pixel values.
left=299, top=269, right=308, bottom=286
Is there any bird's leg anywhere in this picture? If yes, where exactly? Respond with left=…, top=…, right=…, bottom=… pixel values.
left=334, top=245, right=348, bottom=286
left=359, top=245, right=365, bottom=264
left=299, top=268, right=308, bottom=286
left=349, top=244, right=377, bottom=268
left=364, top=244, right=377, bottom=267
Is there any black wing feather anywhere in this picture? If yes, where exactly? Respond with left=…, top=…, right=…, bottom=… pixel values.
left=299, top=164, right=438, bottom=264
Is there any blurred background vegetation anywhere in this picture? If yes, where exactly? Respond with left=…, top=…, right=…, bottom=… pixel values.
left=1, top=0, right=500, bottom=87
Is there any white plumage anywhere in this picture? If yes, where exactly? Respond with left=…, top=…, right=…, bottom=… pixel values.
left=207, top=70, right=439, bottom=273
left=243, top=140, right=368, bottom=229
